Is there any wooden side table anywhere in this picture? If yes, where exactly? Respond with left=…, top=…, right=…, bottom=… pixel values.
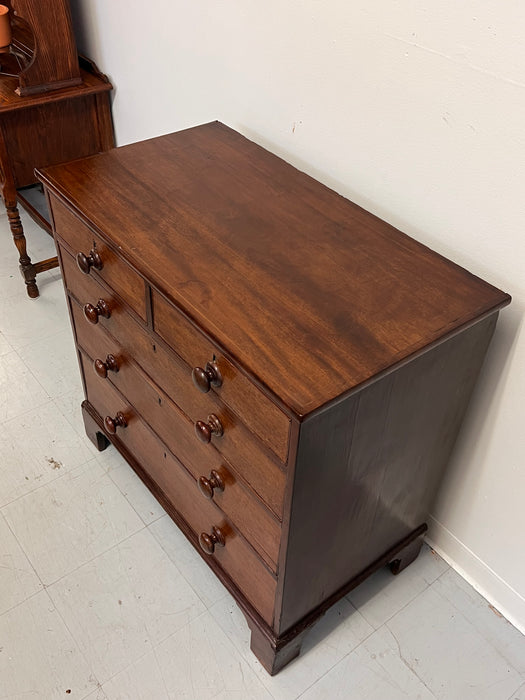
left=0, top=56, right=114, bottom=297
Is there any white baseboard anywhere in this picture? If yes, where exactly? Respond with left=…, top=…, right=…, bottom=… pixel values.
left=426, top=515, right=525, bottom=636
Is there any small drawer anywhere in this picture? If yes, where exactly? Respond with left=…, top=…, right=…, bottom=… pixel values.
left=81, top=351, right=276, bottom=626
left=73, top=299, right=282, bottom=570
left=152, top=289, right=290, bottom=464
left=62, top=247, right=287, bottom=518
left=50, top=193, right=147, bottom=321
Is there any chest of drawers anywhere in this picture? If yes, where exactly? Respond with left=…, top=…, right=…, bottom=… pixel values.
left=37, top=122, right=510, bottom=674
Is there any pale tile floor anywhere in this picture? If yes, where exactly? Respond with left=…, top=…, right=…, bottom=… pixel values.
left=1, top=208, right=524, bottom=700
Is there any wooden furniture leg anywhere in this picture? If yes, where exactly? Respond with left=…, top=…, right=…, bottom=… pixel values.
left=0, top=132, right=39, bottom=297
left=246, top=617, right=313, bottom=676
left=6, top=195, right=40, bottom=297
left=389, top=531, right=426, bottom=575
left=82, top=400, right=110, bottom=452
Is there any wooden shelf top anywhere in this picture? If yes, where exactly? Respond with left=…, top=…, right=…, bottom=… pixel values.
left=0, top=61, right=111, bottom=112
left=37, top=122, right=511, bottom=417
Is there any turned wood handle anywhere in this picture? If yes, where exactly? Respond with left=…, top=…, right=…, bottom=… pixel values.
left=83, top=299, right=111, bottom=324
left=198, top=469, right=225, bottom=499
left=104, top=411, right=127, bottom=434
left=76, top=249, right=103, bottom=275
left=94, top=354, right=119, bottom=378
left=199, top=525, right=226, bottom=554
left=192, top=361, right=222, bottom=393
left=195, top=414, right=223, bottom=443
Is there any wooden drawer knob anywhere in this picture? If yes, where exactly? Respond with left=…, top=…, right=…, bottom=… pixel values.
left=76, top=249, right=103, bottom=275
left=199, top=525, right=226, bottom=554
left=192, top=361, right=222, bottom=393
left=195, top=414, right=223, bottom=443
left=83, top=299, right=111, bottom=324
left=94, top=354, right=119, bottom=378
left=104, top=411, right=127, bottom=434
left=198, top=469, right=225, bottom=499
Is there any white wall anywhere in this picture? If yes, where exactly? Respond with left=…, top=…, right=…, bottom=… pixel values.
left=71, top=0, right=525, bottom=631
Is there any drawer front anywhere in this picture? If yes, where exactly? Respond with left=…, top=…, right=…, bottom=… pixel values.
left=81, top=351, right=276, bottom=625
left=152, top=289, right=290, bottom=463
left=50, top=194, right=147, bottom=321
left=73, top=300, right=281, bottom=570
left=61, top=247, right=286, bottom=518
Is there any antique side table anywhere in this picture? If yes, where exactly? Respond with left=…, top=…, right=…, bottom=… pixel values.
left=0, top=56, right=114, bottom=297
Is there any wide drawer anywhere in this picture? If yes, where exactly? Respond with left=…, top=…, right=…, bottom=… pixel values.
left=73, top=299, right=281, bottom=570
left=50, top=194, right=147, bottom=321
left=81, top=350, right=277, bottom=625
left=61, top=247, right=286, bottom=517
left=152, top=289, right=290, bottom=463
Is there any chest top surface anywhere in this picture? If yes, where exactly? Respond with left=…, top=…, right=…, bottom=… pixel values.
left=38, top=121, right=510, bottom=416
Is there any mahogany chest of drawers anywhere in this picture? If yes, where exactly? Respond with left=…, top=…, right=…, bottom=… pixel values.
left=37, top=122, right=510, bottom=674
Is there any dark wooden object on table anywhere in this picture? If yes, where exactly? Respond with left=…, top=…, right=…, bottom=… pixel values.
left=37, top=122, right=511, bottom=675
left=0, top=0, right=114, bottom=298
left=3, top=0, right=81, bottom=96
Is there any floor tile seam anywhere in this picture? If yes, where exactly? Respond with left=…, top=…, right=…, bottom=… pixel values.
left=105, top=466, right=167, bottom=528
left=0, top=364, right=54, bottom=425
left=53, top=393, right=96, bottom=442
left=39, top=521, right=149, bottom=591
left=13, top=322, right=75, bottom=375
left=0, top=582, right=44, bottom=620
left=0, top=508, right=46, bottom=592
left=208, top=598, right=378, bottom=700
left=4, top=315, right=71, bottom=354
left=290, top=621, right=383, bottom=700
left=49, top=524, right=194, bottom=691
left=90, top=644, right=156, bottom=695
left=50, top=382, right=86, bottom=402
left=0, top=334, right=14, bottom=356
left=148, top=606, right=212, bottom=660
left=147, top=511, right=168, bottom=526
left=146, top=519, right=225, bottom=610
left=206, top=599, right=248, bottom=660
left=148, top=606, right=268, bottom=698
left=0, top=585, right=104, bottom=693
left=149, top=639, right=174, bottom=699
left=433, top=562, right=453, bottom=585
left=292, top=647, right=354, bottom=700
left=80, top=683, right=106, bottom=700
left=0, top=453, right=100, bottom=511
left=37, top=586, right=105, bottom=693
left=505, top=680, right=525, bottom=700
left=349, top=574, right=434, bottom=631
left=424, top=574, right=525, bottom=679
left=383, top=620, right=438, bottom=699
left=0, top=284, right=39, bottom=303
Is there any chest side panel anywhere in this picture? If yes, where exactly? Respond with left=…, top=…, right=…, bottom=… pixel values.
left=277, top=312, right=499, bottom=634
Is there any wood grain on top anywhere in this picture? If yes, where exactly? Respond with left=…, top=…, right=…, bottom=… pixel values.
left=37, top=121, right=510, bottom=416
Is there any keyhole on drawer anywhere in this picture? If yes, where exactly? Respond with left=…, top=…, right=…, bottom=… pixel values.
left=158, top=397, right=162, bottom=406
left=152, top=343, right=157, bottom=353
left=163, top=452, right=167, bottom=459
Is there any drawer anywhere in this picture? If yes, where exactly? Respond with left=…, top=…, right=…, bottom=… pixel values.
left=50, top=193, right=147, bottom=321
left=62, top=247, right=286, bottom=517
left=73, top=299, right=281, bottom=570
left=81, top=351, right=277, bottom=625
left=152, top=289, right=290, bottom=463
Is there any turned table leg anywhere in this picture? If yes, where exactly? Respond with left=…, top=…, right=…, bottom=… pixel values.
left=7, top=202, right=39, bottom=298
left=0, top=134, right=39, bottom=298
